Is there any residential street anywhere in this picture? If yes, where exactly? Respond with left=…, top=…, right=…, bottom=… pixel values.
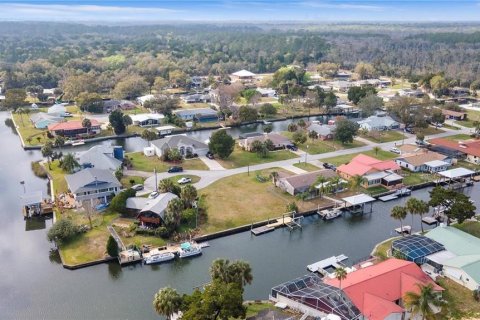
left=139, top=125, right=473, bottom=192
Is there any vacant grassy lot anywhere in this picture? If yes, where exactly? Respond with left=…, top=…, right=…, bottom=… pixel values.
left=126, top=152, right=209, bottom=172
left=282, top=131, right=365, bottom=154
left=360, top=130, right=405, bottom=143
left=199, top=168, right=333, bottom=233
left=292, top=162, right=321, bottom=172
left=216, top=146, right=298, bottom=169
left=321, top=150, right=397, bottom=166
left=58, top=211, right=119, bottom=266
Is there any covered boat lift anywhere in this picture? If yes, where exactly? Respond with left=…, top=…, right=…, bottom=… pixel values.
left=342, top=193, right=375, bottom=215
left=21, top=191, right=54, bottom=218
left=436, top=167, right=475, bottom=189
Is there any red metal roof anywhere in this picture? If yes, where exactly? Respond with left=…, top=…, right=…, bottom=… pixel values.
left=337, top=154, right=400, bottom=177
left=48, top=119, right=100, bottom=131
left=429, top=138, right=480, bottom=158
left=325, top=259, right=443, bottom=320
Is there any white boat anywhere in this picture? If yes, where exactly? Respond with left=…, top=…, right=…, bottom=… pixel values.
left=71, top=139, right=85, bottom=146
left=144, top=252, right=175, bottom=265
left=318, top=207, right=343, bottom=220
left=178, top=242, right=202, bottom=258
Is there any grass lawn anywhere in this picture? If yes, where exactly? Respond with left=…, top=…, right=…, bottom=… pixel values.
left=292, top=162, right=321, bottom=172
left=442, top=123, right=461, bottom=130
left=365, top=185, right=389, bottom=196
left=45, top=160, right=68, bottom=194
left=199, top=167, right=334, bottom=233
left=245, top=302, right=282, bottom=318
left=453, top=220, right=480, bottom=238
left=216, top=146, right=298, bottom=169
left=12, top=112, right=50, bottom=145
left=457, top=109, right=480, bottom=128
left=417, top=126, right=444, bottom=136
left=282, top=131, right=365, bottom=154
left=360, top=130, right=405, bottom=143
left=112, top=223, right=167, bottom=248
left=443, top=134, right=474, bottom=141
left=120, top=175, right=145, bottom=188
left=179, top=102, right=212, bottom=110
left=436, top=277, right=480, bottom=319
left=58, top=210, right=119, bottom=265
left=456, top=161, right=480, bottom=172
left=402, top=170, right=434, bottom=186
left=126, top=152, right=209, bottom=172
left=322, top=150, right=398, bottom=166
left=372, top=236, right=399, bottom=260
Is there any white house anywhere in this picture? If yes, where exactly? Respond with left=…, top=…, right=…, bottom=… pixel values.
left=150, top=135, right=209, bottom=158
left=47, top=104, right=67, bottom=117
left=358, top=115, right=399, bottom=131
left=256, top=88, right=276, bottom=97
left=395, top=151, right=451, bottom=173
left=130, top=113, right=164, bottom=127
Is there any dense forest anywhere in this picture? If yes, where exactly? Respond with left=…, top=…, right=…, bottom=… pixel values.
left=1, top=22, right=480, bottom=92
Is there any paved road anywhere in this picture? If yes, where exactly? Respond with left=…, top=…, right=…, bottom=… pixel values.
left=137, top=125, right=473, bottom=191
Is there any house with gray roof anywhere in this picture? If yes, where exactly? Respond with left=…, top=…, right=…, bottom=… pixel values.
left=173, top=108, right=218, bottom=122
left=65, top=168, right=121, bottom=204
left=30, top=112, right=63, bottom=129
left=75, top=145, right=123, bottom=172
left=276, top=169, right=339, bottom=196
left=150, top=135, right=209, bottom=158
left=307, top=123, right=335, bottom=140
left=358, top=115, right=399, bottom=131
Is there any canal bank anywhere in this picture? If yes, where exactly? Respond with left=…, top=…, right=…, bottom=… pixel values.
left=2, top=110, right=480, bottom=320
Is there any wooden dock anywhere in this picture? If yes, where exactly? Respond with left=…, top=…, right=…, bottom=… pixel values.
left=379, top=194, right=397, bottom=202
left=395, top=225, right=412, bottom=234
left=250, top=216, right=299, bottom=236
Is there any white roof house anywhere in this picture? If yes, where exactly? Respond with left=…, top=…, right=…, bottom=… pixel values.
left=47, top=104, right=66, bottom=116
left=75, top=145, right=122, bottom=172
left=358, top=115, right=399, bottom=131
left=130, top=113, right=164, bottom=127
left=256, top=88, right=277, bottom=97
left=231, top=70, right=256, bottom=78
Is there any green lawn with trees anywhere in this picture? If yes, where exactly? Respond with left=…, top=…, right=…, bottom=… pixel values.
left=321, top=150, right=397, bottom=166
left=216, top=146, right=298, bottom=169
left=125, top=152, right=209, bottom=172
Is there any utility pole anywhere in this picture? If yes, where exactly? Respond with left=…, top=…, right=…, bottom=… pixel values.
left=305, top=145, right=309, bottom=164
left=154, top=168, right=158, bottom=192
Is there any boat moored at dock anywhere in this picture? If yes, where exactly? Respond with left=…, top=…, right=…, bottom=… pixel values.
left=144, top=252, right=175, bottom=265
left=178, top=242, right=202, bottom=258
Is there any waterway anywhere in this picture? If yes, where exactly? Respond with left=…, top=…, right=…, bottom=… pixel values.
left=1, top=111, right=478, bottom=319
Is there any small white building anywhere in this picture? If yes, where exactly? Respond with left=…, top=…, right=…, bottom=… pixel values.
left=130, top=113, right=164, bottom=127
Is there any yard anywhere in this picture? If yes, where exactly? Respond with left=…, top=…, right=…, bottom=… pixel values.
left=292, top=162, right=321, bottom=172
left=417, top=126, right=444, bottom=136
left=321, top=150, right=398, bottom=166
left=126, top=152, right=209, bottom=172
left=401, top=170, right=434, bottom=186
left=12, top=112, right=51, bottom=145
left=453, top=220, right=480, bottom=238
left=199, top=168, right=333, bottom=234
left=436, top=277, right=480, bottom=319
left=215, top=146, right=298, bottom=169
left=58, top=210, right=120, bottom=266
left=372, top=236, right=399, bottom=260
left=365, top=185, right=389, bottom=196
left=45, top=160, right=68, bottom=194
left=455, top=109, right=480, bottom=128
left=120, top=175, right=145, bottom=188
left=282, top=131, right=365, bottom=154
left=360, top=130, right=405, bottom=143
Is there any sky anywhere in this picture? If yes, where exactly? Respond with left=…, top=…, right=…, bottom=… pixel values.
left=0, top=1, right=480, bottom=22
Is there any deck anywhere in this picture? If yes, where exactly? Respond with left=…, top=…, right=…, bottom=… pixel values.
left=395, top=225, right=412, bottom=234
left=422, top=216, right=438, bottom=225
left=250, top=216, right=300, bottom=236
left=379, top=194, right=397, bottom=202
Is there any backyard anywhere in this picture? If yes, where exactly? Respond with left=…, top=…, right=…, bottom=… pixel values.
left=282, top=131, right=365, bottom=154
left=126, top=152, right=209, bottom=172
left=215, top=146, right=298, bottom=169
left=199, top=168, right=333, bottom=233
left=321, top=150, right=398, bottom=166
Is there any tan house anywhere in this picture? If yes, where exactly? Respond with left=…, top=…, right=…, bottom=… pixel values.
left=239, top=133, right=292, bottom=151
left=442, top=109, right=467, bottom=120
left=395, top=150, right=452, bottom=173
left=276, top=169, right=338, bottom=196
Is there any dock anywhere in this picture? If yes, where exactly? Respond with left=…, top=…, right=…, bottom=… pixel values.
left=250, top=215, right=301, bottom=236
left=422, top=216, right=438, bottom=225
left=307, top=254, right=348, bottom=273
left=379, top=194, right=398, bottom=202
left=395, top=225, right=412, bottom=234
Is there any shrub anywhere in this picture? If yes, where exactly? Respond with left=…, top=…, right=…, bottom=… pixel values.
left=47, top=219, right=79, bottom=244
left=31, top=161, right=48, bottom=178
left=181, top=208, right=197, bottom=225
left=106, top=235, right=119, bottom=257
left=110, top=188, right=136, bottom=213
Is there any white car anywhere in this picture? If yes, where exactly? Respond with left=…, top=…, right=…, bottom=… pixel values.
left=389, top=147, right=401, bottom=154
left=148, top=191, right=159, bottom=199
left=178, top=177, right=192, bottom=185
left=131, top=184, right=144, bottom=191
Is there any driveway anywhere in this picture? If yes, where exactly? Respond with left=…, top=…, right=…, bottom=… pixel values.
left=199, top=156, right=225, bottom=171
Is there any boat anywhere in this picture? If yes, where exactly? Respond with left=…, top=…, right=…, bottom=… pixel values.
left=71, top=139, right=85, bottom=146
left=318, top=207, right=343, bottom=220
left=144, top=252, right=175, bottom=265
left=178, top=242, right=202, bottom=258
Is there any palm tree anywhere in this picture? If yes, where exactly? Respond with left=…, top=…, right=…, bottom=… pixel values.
left=60, top=153, right=80, bottom=173
left=54, top=135, right=65, bottom=151
left=335, top=267, right=347, bottom=290
left=406, top=198, right=430, bottom=233
left=164, top=198, right=184, bottom=230
left=158, top=178, right=176, bottom=193
left=82, top=118, right=92, bottom=135
left=16, top=108, right=28, bottom=126
left=41, top=141, right=54, bottom=169
left=329, top=176, right=342, bottom=194
left=403, top=283, right=444, bottom=320
left=270, top=171, right=279, bottom=185
left=349, top=175, right=365, bottom=192
left=391, top=205, right=408, bottom=236
left=152, top=287, right=182, bottom=320
left=313, top=176, right=327, bottom=197
left=210, top=259, right=253, bottom=287
left=373, top=146, right=381, bottom=155
left=417, top=200, right=430, bottom=233
left=141, top=129, right=157, bottom=147
left=180, top=184, right=197, bottom=208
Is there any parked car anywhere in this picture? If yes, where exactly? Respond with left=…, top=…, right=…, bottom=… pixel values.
left=286, top=144, right=298, bottom=151
left=178, top=177, right=192, bottom=184
left=131, top=184, right=144, bottom=191
left=432, top=122, right=443, bottom=128
left=323, top=162, right=336, bottom=171
left=168, top=166, right=183, bottom=173
left=404, top=127, right=415, bottom=134
left=389, top=147, right=401, bottom=154
left=148, top=191, right=159, bottom=199
left=206, top=151, right=215, bottom=159
left=63, top=112, right=73, bottom=117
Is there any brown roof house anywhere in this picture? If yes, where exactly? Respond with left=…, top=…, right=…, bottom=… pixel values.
left=239, top=133, right=292, bottom=151
left=442, top=109, right=467, bottom=121
left=395, top=150, right=452, bottom=173
left=276, top=169, right=339, bottom=196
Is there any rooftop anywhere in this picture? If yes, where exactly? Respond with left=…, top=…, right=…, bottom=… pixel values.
left=232, top=69, right=256, bottom=77
left=280, top=169, right=338, bottom=190
left=426, top=226, right=480, bottom=257
left=396, top=151, right=447, bottom=167
left=437, top=167, right=475, bottom=179
left=392, top=235, right=445, bottom=263
left=429, top=138, right=480, bottom=157
left=48, top=119, right=100, bottom=131
left=342, top=193, right=375, bottom=205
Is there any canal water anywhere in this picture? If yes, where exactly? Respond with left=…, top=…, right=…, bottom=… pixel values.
left=1, top=111, right=478, bottom=319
